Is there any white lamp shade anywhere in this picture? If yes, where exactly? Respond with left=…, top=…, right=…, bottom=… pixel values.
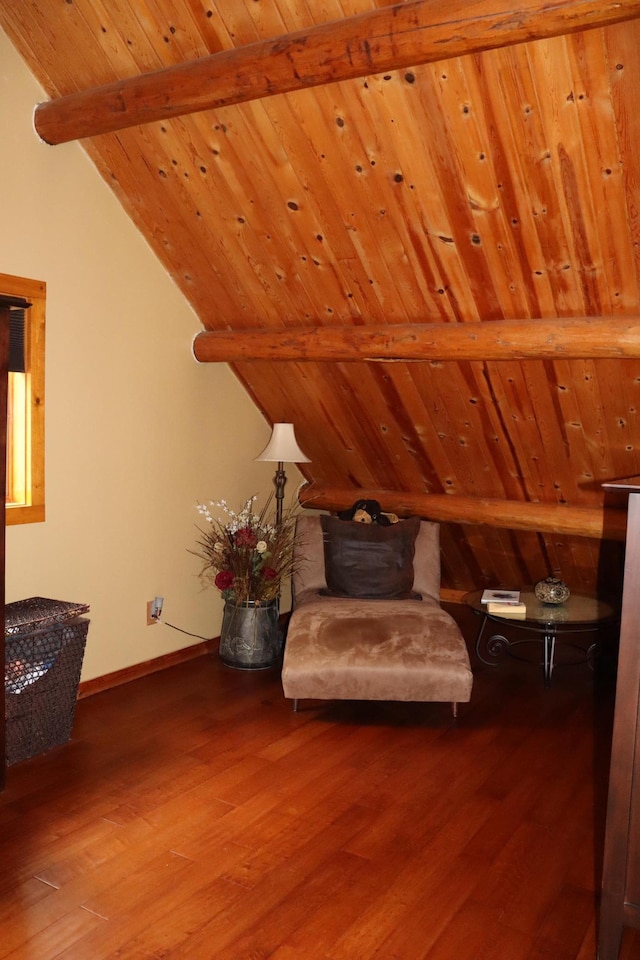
left=255, top=423, right=310, bottom=464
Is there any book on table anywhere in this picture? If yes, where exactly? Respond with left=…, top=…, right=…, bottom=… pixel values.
left=481, top=589, right=521, bottom=605
left=486, top=601, right=527, bottom=618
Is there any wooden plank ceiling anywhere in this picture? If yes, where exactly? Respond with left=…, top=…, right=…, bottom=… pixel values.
left=2, top=0, right=640, bottom=598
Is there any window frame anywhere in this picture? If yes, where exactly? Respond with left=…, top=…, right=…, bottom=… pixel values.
left=2, top=272, right=45, bottom=525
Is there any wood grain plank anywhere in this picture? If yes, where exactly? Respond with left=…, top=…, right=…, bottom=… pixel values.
left=0, top=636, right=637, bottom=960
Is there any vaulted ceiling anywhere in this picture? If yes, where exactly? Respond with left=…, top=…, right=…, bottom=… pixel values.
left=2, top=0, right=640, bottom=598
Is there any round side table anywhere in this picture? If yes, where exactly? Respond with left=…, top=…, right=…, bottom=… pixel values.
left=464, top=589, right=617, bottom=686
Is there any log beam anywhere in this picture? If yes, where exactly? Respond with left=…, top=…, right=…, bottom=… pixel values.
left=193, top=316, right=640, bottom=363
left=35, top=0, right=640, bottom=144
left=299, top=484, right=628, bottom=541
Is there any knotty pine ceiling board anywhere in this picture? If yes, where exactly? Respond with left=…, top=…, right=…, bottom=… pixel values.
left=2, top=1, right=640, bottom=595
left=480, top=359, right=571, bottom=504
left=443, top=522, right=612, bottom=597
left=440, top=523, right=490, bottom=592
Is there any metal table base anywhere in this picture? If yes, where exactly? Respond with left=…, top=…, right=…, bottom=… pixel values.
left=474, top=613, right=598, bottom=687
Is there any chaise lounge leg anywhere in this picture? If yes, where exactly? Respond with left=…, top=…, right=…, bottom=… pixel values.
left=452, top=702, right=458, bottom=719
left=292, top=698, right=299, bottom=712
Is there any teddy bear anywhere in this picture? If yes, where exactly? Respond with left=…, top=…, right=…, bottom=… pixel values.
left=337, top=499, right=399, bottom=525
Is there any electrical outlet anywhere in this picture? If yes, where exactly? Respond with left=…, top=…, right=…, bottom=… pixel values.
left=146, top=597, right=163, bottom=625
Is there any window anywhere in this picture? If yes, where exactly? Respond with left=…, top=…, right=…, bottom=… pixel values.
left=1, top=273, right=45, bottom=525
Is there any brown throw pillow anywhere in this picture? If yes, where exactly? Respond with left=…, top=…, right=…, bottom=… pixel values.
left=320, top=515, right=421, bottom=600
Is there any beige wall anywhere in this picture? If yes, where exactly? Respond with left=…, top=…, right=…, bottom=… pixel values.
left=0, top=29, right=301, bottom=681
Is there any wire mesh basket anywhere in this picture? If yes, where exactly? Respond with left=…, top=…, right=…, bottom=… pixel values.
left=5, top=597, right=90, bottom=765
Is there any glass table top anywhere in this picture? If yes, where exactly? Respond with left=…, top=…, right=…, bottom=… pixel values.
left=464, top=589, right=617, bottom=627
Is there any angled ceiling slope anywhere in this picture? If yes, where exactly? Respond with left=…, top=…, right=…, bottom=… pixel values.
left=2, top=0, right=640, bottom=596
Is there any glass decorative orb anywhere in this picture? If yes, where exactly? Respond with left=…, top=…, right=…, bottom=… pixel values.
left=534, top=576, right=570, bottom=605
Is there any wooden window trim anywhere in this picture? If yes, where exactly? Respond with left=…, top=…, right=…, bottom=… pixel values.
left=2, top=273, right=45, bottom=525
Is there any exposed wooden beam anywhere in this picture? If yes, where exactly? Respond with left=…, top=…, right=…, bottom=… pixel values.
left=35, top=0, right=640, bottom=144
left=299, top=485, right=628, bottom=541
left=193, top=316, right=640, bottom=363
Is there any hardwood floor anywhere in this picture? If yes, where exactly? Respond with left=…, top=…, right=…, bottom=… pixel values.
left=1, top=605, right=639, bottom=960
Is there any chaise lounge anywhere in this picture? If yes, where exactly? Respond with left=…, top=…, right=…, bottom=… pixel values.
left=282, top=513, right=473, bottom=716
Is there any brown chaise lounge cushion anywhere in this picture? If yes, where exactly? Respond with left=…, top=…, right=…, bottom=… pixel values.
left=281, top=514, right=473, bottom=708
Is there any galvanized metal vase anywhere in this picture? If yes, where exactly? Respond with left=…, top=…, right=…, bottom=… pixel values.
left=219, top=597, right=280, bottom=670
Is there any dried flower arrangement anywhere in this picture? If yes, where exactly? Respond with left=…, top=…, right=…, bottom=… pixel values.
left=192, top=495, right=299, bottom=604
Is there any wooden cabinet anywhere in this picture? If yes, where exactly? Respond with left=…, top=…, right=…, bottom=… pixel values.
left=599, top=479, right=640, bottom=959
left=0, top=298, right=10, bottom=789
